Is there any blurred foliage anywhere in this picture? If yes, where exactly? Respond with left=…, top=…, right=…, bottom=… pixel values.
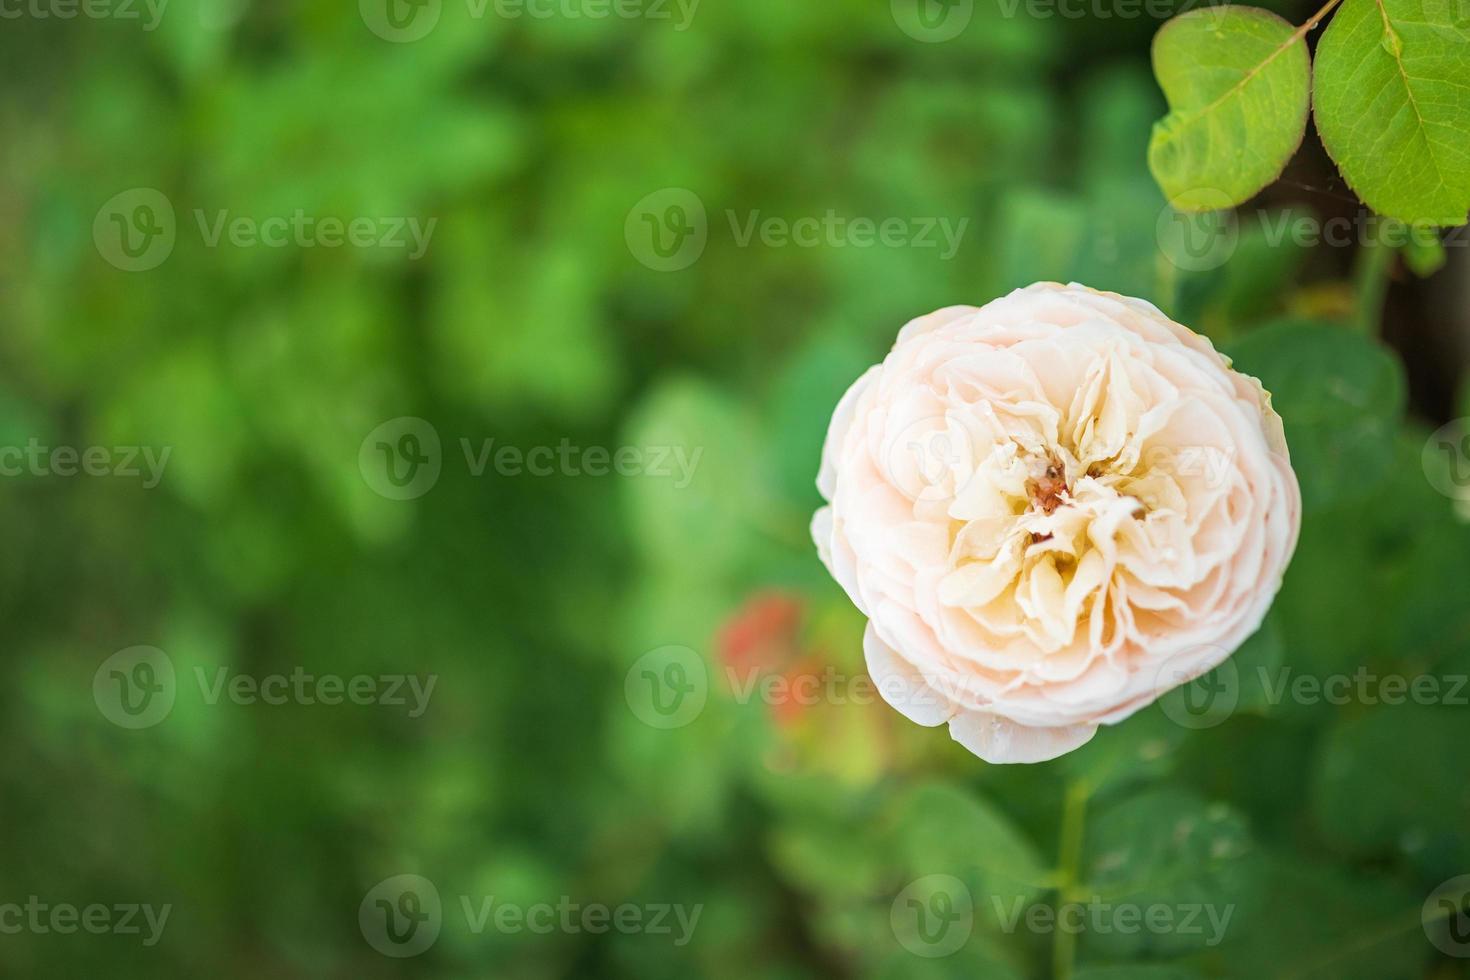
left=1, top=0, right=1468, bottom=978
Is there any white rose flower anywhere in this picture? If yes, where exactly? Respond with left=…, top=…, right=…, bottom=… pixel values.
left=812, top=282, right=1300, bottom=763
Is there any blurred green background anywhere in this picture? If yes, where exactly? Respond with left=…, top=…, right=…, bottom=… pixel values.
left=3, top=0, right=1470, bottom=976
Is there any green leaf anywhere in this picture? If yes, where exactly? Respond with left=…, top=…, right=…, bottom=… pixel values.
left=1173, top=717, right=1319, bottom=837
left=1079, top=789, right=1262, bottom=959
left=1199, top=854, right=1428, bottom=980
left=1083, top=792, right=1258, bottom=899
left=1367, top=431, right=1470, bottom=674
left=1226, top=320, right=1406, bottom=510
left=1148, top=8, right=1311, bottom=210
left=1312, top=705, right=1470, bottom=874
left=883, top=782, right=1051, bottom=944
left=887, top=782, right=1051, bottom=889
left=769, top=821, right=889, bottom=898
left=1271, top=501, right=1384, bottom=681
left=1314, top=0, right=1470, bottom=225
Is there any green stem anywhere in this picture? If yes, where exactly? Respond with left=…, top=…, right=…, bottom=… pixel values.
left=1353, top=238, right=1395, bottom=337
left=1052, top=781, right=1090, bottom=980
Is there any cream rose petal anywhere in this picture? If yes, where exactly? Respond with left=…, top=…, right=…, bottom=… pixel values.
left=862, top=622, right=957, bottom=728
left=947, top=710, right=1098, bottom=765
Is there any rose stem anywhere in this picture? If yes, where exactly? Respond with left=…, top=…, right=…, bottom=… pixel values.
left=1052, top=779, right=1091, bottom=980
